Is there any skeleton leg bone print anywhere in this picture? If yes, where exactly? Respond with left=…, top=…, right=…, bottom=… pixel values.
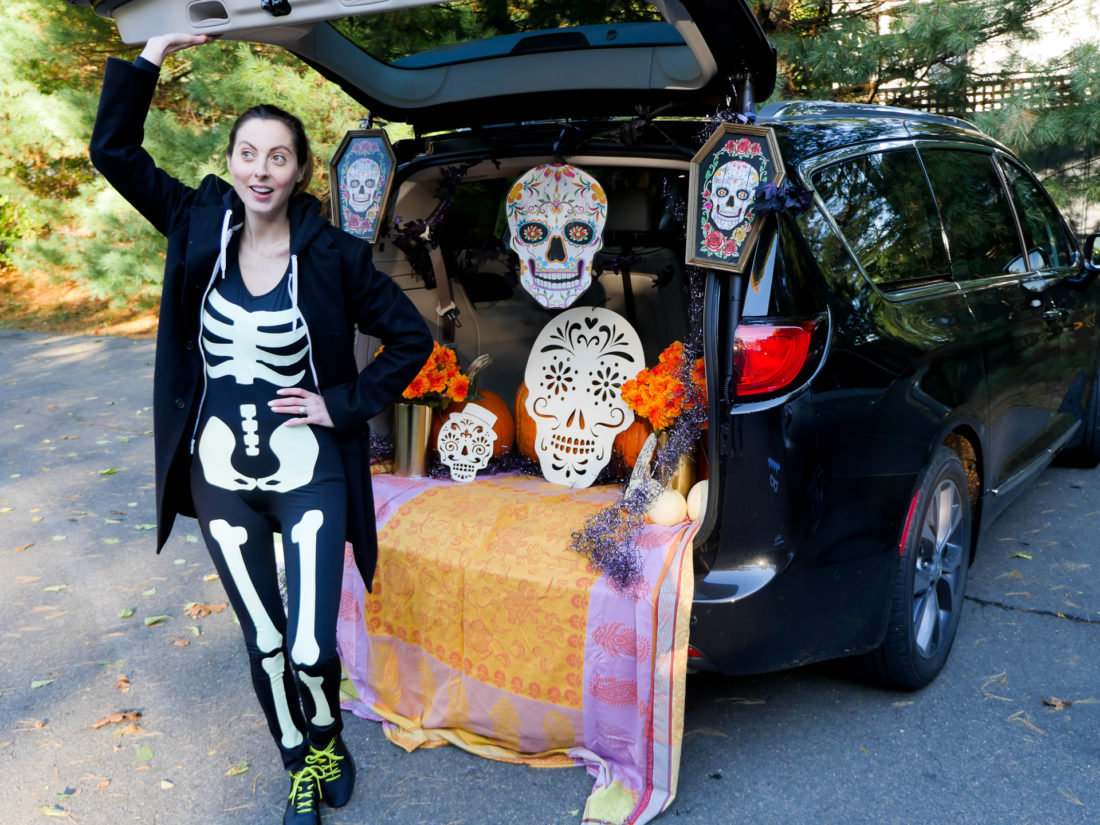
left=189, top=263, right=349, bottom=767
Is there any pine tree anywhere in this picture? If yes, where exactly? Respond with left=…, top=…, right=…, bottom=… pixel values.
left=755, top=0, right=1099, bottom=233
left=1, top=1, right=369, bottom=304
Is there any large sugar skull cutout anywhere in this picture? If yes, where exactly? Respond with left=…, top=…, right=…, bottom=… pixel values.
left=506, top=164, right=608, bottom=309
left=345, top=156, right=382, bottom=215
left=437, top=404, right=498, bottom=482
left=524, top=307, right=643, bottom=487
left=708, top=160, right=759, bottom=231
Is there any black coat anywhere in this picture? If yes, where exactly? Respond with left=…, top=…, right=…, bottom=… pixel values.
left=89, top=57, right=433, bottom=589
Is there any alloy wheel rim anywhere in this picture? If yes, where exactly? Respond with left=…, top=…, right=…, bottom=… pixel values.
left=912, top=478, right=965, bottom=658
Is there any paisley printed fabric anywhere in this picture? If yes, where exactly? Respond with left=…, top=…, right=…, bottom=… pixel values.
left=336, top=473, right=698, bottom=825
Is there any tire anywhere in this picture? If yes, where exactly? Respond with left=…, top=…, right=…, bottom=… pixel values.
left=856, top=446, right=971, bottom=691
left=1057, top=368, right=1100, bottom=468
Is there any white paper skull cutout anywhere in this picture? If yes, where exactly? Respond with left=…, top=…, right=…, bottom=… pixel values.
left=506, top=164, right=608, bottom=309
left=437, top=403, right=498, bottom=483
left=523, top=307, right=643, bottom=487
left=708, top=160, right=759, bottom=231
left=346, top=156, right=382, bottom=214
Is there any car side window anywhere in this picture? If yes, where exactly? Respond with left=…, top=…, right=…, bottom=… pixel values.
left=811, top=148, right=950, bottom=289
left=918, top=149, right=1023, bottom=279
left=999, top=158, right=1076, bottom=271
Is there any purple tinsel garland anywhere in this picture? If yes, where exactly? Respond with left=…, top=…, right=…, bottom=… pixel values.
left=569, top=267, right=708, bottom=592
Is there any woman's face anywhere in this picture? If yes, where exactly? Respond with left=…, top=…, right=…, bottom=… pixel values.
left=227, top=118, right=302, bottom=220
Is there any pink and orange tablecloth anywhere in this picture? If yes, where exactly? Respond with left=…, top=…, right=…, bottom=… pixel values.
left=336, top=473, right=699, bottom=825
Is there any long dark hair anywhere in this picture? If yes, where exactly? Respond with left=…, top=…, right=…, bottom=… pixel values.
left=226, top=104, right=314, bottom=195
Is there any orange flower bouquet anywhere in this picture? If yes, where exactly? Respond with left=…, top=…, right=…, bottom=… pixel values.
left=620, top=341, right=706, bottom=431
left=390, top=341, right=470, bottom=409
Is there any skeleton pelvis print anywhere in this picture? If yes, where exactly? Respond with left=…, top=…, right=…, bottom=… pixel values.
left=199, top=409, right=319, bottom=492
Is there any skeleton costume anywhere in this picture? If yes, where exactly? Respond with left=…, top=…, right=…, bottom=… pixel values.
left=90, top=56, right=433, bottom=771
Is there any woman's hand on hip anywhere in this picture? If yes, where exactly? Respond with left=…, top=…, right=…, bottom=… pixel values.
left=140, top=33, right=217, bottom=67
left=271, top=388, right=335, bottom=428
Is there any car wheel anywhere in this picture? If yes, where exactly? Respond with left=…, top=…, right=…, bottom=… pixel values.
left=1057, top=368, right=1100, bottom=468
left=857, top=446, right=971, bottom=691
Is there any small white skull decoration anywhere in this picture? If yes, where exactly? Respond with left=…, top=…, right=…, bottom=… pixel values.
left=506, top=164, right=608, bottom=309
left=437, top=403, right=498, bottom=483
left=345, top=156, right=383, bottom=215
left=708, top=160, right=759, bottom=231
left=523, top=307, right=643, bottom=488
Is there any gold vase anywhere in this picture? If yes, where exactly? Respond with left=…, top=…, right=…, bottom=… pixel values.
left=657, top=430, right=697, bottom=497
left=393, top=402, right=433, bottom=477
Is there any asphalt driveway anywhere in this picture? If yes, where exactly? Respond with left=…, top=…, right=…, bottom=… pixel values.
left=1, top=328, right=1097, bottom=825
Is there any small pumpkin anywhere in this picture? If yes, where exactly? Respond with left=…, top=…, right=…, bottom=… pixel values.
left=515, top=382, right=538, bottom=462
left=686, top=480, right=708, bottom=521
left=613, top=417, right=653, bottom=469
left=431, top=389, right=515, bottom=459
left=647, top=488, right=688, bottom=526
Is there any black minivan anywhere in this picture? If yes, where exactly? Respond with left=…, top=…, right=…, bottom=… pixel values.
left=76, top=0, right=1100, bottom=689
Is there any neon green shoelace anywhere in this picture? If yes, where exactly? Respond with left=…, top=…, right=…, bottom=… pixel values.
left=288, top=766, right=319, bottom=813
left=305, top=739, right=344, bottom=783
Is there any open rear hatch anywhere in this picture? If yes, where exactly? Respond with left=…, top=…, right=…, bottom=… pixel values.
left=69, top=0, right=775, bottom=131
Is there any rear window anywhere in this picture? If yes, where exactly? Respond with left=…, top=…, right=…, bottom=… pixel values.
left=812, top=148, right=950, bottom=289
left=918, top=149, right=1023, bottom=279
left=331, top=2, right=665, bottom=65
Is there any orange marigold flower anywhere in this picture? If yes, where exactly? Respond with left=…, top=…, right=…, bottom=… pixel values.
left=448, top=375, right=470, bottom=402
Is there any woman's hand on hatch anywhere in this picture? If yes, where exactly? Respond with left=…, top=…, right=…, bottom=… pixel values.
left=270, top=388, right=335, bottom=429
left=140, top=33, right=218, bottom=67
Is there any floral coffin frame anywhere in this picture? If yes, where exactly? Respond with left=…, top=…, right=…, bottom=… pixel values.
left=328, top=129, right=397, bottom=244
left=686, top=123, right=786, bottom=274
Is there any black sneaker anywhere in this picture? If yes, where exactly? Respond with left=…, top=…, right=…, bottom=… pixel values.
left=306, top=735, right=355, bottom=808
left=284, top=764, right=321, bottom=825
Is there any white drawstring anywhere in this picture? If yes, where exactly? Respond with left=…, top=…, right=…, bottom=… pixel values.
left=288, top=253, right=321, bottom=390
left=191, top=209, right=240, bottom=454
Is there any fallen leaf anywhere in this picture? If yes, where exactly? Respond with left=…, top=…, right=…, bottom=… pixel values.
left=103, top=538, right=120, bottom=545
left=135, top=524, right=156, bottom=531
left=1007, top=709, right=1045, bottom=735
left=111, top=723, right=143, bottom=737
left=1058, top=787, right=1084, bottom=807
left=1008, top=552, right=1033, bottom=560
left=91, top=711, right=141, bottom=730
left=1042, top=696, right=1073, bottom=711
left=119, top=607, right=135, bottom=619
left=142, top=588, right=156, bottom=596
left=0, top=507, right=13, bottom=514
left=43, top=584, right=69, bottom=593
left=31, top=679, right=56, bottom=689
left=184, top=602, right=228, bottom=619
left=35, top=805, right=68, bottom=818
left=15, top=543, right=34, bottom=552
left=133, top=744, right=153, bottom=763
left=188, top=626, right=201, bottom=637
left=115, top=675, right=131, bottom=693
left=169, top=637, right=191, bottom=647
left=143, top=615, right=169, bottom=627
left=226, top=760, right=250, bottom=776
left=981, top=671, right=1012, bottom=702
left=99, top=468, right=119, bottom=476
left=160, top=779, right=174, bottom=790
left=95, top=779, right=111, bottom=792
left=202, top=573, right=219, bottom=582
left=16, top=576, right=41, bottom=585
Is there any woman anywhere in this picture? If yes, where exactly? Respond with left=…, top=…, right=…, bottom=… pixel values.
left=89, top=32, right=433, bottom=825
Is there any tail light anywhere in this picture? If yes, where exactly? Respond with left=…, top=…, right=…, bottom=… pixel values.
left=733, top=322, right=815, bottom=396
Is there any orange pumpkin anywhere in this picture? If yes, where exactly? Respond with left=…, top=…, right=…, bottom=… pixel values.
left=430, top=389, right=515, bottom=459
left=514, top=382, right=537, bottom=461
left=613, top=417, right=653, bottom=469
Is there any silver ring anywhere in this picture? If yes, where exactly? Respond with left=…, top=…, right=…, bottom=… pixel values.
left=299, top=405, right=306, bottom=416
